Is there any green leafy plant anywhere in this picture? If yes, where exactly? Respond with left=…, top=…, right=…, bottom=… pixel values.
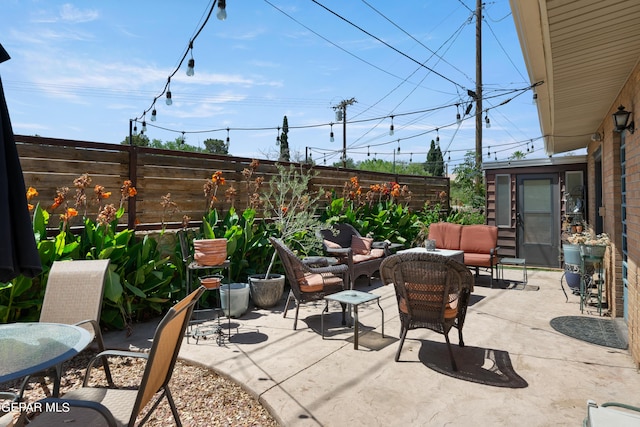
left=260, top=163, right=326, bottom=278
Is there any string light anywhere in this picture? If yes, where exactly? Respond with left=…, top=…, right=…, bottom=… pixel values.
left=397, top=140, right=400, bottom=153
left=487, top=146, right=491, bottom=158
left=226, top=127, right=230, bottom=146
left=186, top=42, right=195, bottom=77
left=276, top=127, right=280, bottom=143
left=389, top=115, right=394, bottom=136
left=142, top=119, right=147, bottom=133
left=456, top=104, right=462, bottom=125
left=217, top=0, right=227, bottom=20
left=330, top=123, right=334, bottom=142
left=150, top=108, right=157, bottom=122
left=166, top=80, right=172, bottom=106
left=485, top=114, right=491, bottom=128
left=436, top=128, right=440, bottom=144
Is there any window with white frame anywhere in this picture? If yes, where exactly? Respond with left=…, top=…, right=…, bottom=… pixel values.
left=496, top=174, right=511, bottom=227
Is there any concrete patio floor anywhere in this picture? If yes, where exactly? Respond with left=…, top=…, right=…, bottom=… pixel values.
left=105, top=267, right=639, bottom=426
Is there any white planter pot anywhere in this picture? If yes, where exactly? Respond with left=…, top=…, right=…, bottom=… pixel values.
left=219, top=283, right=250, bottom=318
left=248, top=274, right=286, bottom=309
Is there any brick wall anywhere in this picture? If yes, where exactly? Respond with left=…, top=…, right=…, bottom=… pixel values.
left=589, top=63, right=640, bottom=367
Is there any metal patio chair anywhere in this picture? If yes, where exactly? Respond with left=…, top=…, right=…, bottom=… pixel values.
left=19, top=259, right=113, bottom=399
left=27, top=286, right=206, bottom=427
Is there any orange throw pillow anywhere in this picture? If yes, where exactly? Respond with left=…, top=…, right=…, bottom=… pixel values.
left=351, top=236, right=373, bottom=255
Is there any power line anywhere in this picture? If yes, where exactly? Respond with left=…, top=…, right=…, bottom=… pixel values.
left=311, top=0, right=469, bottom=92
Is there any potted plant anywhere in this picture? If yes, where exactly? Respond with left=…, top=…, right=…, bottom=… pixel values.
left=248, top=163, right=326, bottom=309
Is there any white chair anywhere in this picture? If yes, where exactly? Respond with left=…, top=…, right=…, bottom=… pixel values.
left=584, top=400, right=640, bottom=426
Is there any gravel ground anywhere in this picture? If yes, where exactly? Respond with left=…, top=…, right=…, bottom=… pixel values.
left=2, top=349, right=279, bottom=426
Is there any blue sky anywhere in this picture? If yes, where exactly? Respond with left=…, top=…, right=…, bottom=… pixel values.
left=1, top=1, right=552, bottom=168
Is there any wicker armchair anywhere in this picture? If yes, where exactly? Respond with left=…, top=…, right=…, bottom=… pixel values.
left=270, top=237, right=349, bottom=330
left=318, top=223, right=390, bottom=288
left=380, top=252, right=474, bottom=371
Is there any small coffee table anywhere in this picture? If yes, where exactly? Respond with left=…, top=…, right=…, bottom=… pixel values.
left=397, top=247, right=464, bottom=264
left=322, top=290, right=384, bottom=350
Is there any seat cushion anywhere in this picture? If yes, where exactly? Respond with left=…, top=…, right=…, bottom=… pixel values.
left=298, top=273, right=343, bottom=293
left=351, top=236, right=373, bottom=255
left=398, top=296, right=458, bottom=319
left=463, top=252, right=496, bottom=267
left=352, top=248, right=385, bottom=264
left=428, top=222, right=463, bottom=250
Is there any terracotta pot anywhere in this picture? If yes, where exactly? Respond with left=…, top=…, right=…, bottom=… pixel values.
left=199, top=274, right=222, bottom=289
left=193, top=238, right=227, bottom=266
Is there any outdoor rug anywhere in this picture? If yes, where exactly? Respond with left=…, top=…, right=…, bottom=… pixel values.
left=550, top=316, right=628, bottom=350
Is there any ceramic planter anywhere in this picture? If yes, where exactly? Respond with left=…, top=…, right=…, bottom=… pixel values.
left=219, top=282, right=250, bottom=317
left=248, top=274, right=286, bottom=309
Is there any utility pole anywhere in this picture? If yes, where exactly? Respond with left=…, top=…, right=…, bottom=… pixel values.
left=475, top=0, right=483, bottom=173
left=332, top=98, right=357, bottom=167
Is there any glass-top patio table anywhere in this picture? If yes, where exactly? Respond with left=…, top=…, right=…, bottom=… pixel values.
left=0, top=322, right=92, bottom=392
left=322, top=290, right=384, bottom=350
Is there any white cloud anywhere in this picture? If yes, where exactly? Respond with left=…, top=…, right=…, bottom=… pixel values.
left=59, top=4, right=99, bottom=23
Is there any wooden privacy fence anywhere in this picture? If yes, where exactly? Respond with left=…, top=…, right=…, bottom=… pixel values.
left=16, top=135, right=450, bottom=230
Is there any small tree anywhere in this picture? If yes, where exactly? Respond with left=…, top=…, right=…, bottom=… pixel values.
left=204, top=138, right=228, bottom=155
left=425, top=140, right=445, bottom=176
left=278, top=116, right=290, bottom=162
left=451, top=151, right=485, bottom=208
left=122, top=133, right=149, bottom=146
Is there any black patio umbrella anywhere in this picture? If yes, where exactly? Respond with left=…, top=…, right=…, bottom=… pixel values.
left=0, top=43, right=42, bottom=282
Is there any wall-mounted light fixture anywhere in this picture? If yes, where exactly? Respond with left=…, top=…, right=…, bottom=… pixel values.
left=613, top=105, right=634, bottom=134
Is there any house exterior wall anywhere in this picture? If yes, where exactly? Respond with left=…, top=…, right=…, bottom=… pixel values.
left=590, top=63, right=640, bottom=366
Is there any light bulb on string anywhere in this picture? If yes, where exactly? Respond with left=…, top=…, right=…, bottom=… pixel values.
left=133, top=123, right=138, bottom=134
left=217, top=0, right=227, bottom=20
left=456, top=104, right=462, bottom=125
left=409, top=153, right=413, bottom=163
left=276, top=127, right=280, bottom=144
left=389, top=116, right=394, bottom=136
left=186, top=42, right=195, bottom=76
left=397, top=140, right=400, bottom=153
left=186, top=58, right=195, bottom=76
left=436, top=128, right=440, bottom=144
left=485, top=114, right=491, bottom=128
left=226, top=128, right=230, bottom=146
left=494, top=153, right=497, bottom=161
left=142, top=120, right=147, bottom=133
left=487, top=146, right=491, bottom=158
left=367, top=146, right=370, bottom=157
left=165, top=79, right=172, bottom=105
left=323, top=155, right=326, bottom=165
left=330, top=123, right=334, bottom=142
left=150, top=108, right=157, bottom=122
left=180, top=132, right=185, bottom=145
